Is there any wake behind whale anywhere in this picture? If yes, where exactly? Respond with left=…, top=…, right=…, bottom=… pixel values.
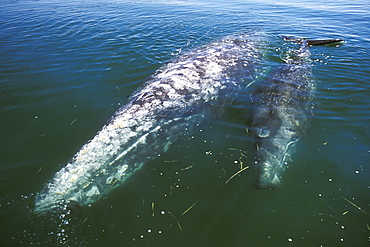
left=34, top=32, right=264, bottom=214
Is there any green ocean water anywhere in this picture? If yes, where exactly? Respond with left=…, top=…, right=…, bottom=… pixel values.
left=1, top=0, right=369, bottom=246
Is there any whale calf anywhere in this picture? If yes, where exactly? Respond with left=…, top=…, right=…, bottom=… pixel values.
left=34, top=32, right=264, bottom=214
left=250, top=38, right=343, bottom=189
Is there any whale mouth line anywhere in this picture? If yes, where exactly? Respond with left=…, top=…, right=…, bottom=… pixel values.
left=253, top=161, right=282, bottom=190
left=253, top=138, right=299, bottom=190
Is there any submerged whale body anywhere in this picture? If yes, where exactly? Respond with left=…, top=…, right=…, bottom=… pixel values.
left=250, top=40, right=314, bottom=189
left=34, top=32, right=264, bottom=214
left=250, top=38, right=343, bottom=190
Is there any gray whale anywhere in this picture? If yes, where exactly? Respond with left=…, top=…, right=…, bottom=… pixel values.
left=250, top=38, right=343, bottom=189
left=34, top=32, right=264, bottom=214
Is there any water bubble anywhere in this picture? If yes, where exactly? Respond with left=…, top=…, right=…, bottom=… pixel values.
left=288, top=238, right=293, bottom=242
left=161, top=211, right=165, bottom=215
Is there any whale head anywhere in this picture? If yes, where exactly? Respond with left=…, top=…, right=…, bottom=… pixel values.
left=253, top=160, right=282, bottom=190
left=251, top=115, right=300, bottom=190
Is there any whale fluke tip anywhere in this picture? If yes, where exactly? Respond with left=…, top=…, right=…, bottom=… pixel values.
left=307, top=39, right=345, bottom=46
left=279, top=35, right=345, bottom=47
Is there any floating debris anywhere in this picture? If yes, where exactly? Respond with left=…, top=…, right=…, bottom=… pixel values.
left=168, top=211, right=182, bottom=230
left=36, top=166, right=43, bottom=175
left=318, top=213, right=341, bottom=222
left=181, top=200, right=199, bottom=216
left=180, top=164, right=193, bottom=171
left=228, top=148, right=247, bottom=169
left=341, top=195, right=369, bottom=216
left=225, top=166, right=250, bottom=184
left=164, top=156, right=190, bottom=163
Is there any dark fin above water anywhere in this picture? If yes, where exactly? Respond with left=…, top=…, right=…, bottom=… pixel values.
left=307, top=39, right=345, bottom=46
left=280, top=35, right=345, bottom=46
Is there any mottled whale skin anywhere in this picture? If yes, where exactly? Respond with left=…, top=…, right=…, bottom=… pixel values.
left=250, top=40, right=314, bottom=190
left=34, top=32, right=263, bottom=214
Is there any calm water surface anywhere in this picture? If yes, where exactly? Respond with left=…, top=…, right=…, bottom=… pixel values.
left=1, top=0, right=369, bottom=246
